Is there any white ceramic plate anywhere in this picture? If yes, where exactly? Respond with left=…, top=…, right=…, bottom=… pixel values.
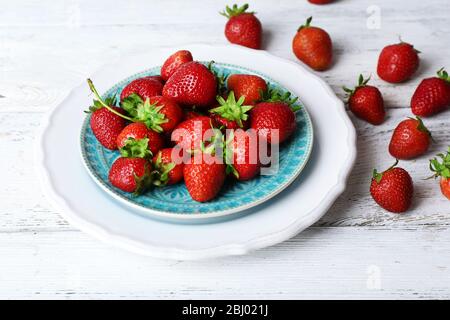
left=35, top=44, right=356, bottom=260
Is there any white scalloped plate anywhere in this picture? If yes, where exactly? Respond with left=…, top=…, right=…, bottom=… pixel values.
left=35, top=44, right=356, bottom=260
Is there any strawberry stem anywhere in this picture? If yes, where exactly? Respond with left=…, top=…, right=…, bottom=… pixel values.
left=298, top=16, right=313, bottom=32
left=87, top=79, right=134, bottom=122
left=437, top=68, right=450, bottom=83
left=220, top=3, right=254, bottom=19
left=372, top=159, right=399, bottom=183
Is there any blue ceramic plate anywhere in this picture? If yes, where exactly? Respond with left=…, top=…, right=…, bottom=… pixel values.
left=80, top=62, right=313, bottom=220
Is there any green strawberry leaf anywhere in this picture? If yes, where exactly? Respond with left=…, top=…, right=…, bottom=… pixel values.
left=119, top=137, right=151, bottom=159
left=209, top=91, right=254, bottom=128
left=429, top=147, right=450, bottom=179
left=220, top=3, right=254, bottom=19
left=121, top=93, right=143, bottom=117
left=260, top=87, right=302, bottom=111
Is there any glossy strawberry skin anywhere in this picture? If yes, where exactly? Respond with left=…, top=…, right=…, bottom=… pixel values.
left=147, top=96, right=183, bottom=132
left=183, top=155, right=226, bottom=202
left=210, top=113, right=249, bottom=130
left=292, top=26, right=332, bottom=71
left=227, top=74, right=267, bottom=105
left=250, top=102, right=296, bottom=144
left=229, top=130, right=260, bottom=181
left=152, top=148, right=184, bottom=185
left=440, top=177, right=450, bottom=200
left=116, top=122, right=165, bottom=156
left=161, top=50, right=193, bottom=81
left=370, top=167, right=413, bottom=213
left=308, top=0, right=334, bottom=4
left=171, top=116, right=213, bottom=151
left=162, top=62, right=217, bottom=108
left=377, top=43, right=419, bottom=83
left=388, top=118, right=431, bottom=159
left=225, top=13, right=262, bottom=49
left=108, top=157, right=151, bottom=193
left=349, top=85, right=385, bottom=125
left=120, top=76, right=164, bottom=101
left=90, top=106, right=126, bottom=150
left=411, top=77, right=450, bottom=117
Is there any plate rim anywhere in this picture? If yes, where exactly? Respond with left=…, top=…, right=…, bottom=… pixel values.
left=35, top=44, right=356, bottom=260
left=78, top=62, right=314, bottom=220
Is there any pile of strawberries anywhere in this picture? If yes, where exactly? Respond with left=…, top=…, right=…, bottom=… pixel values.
left=86, top=50, right=299, bottom=202
left=219, top=2, right=450, bottom=212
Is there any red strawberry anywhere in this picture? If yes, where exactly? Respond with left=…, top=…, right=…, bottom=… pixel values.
left=377, top=42, right=420, bottom=83
left=411, top=68, right=450, bottom=117
left=209, top=91, right=253, bottom=129
left=227, top=74, right=267, bottom=105
left=117, top=122, right=165, bottom=157
left=184, top=110, right=205, bottom=120
left=429, top=147, right=450, bottom=200
left=161, top=50, right=193, bottom=81
left=221, top=3, right=262, bottom=50
left=171, top=116, right=215, bottom=151
left=162, top=61, right=217, bottom=108
left=250, top=102, right=297, bottom=144
left=211, top=113, right=249, bottom=130
left=292, top=17, right=333, bottom=71
left=389, top=117, right=431, bottom=160
left=108, top=157, right=153, bottom=194
left=370, top=161, right=414, bottom=213
left=183, top=153, right=226, bottom=202
left=308, top=0, right=334, bottom=4
left=226, top=129, right=260, bottom=181
left=120, top=76, right=164, bottom=101
left=87, top=87, right=126, bottom=150
left=152, top=148, right=184, bottom=186
left=344, top=75, right=385, bottom=125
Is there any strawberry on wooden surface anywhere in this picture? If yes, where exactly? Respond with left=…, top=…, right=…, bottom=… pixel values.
left=308, top=0, right=334, bottom=4
left=292, top=17, right=333, bottom=71
left=377, top=42, right=420, bottom=83
left=429, top=147, right=450, bottom=200
left=221, top=3, right=262, bottom=49
left=370, top=161, right=414, bottom=213
left=388, top=117, right=431, bottom=160
left=120, top=76, right=164, bottom=101
left=344, top=75, right=385, bottom=125
left=411, top=68, right=450, bottom=117
left=163, top=61, right=217, bottom=108
left=108, top=157, right=153, bottom=194
left=161, top=50, right=193, bottom=81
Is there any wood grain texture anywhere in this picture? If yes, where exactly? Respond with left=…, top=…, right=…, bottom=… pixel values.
left=0, top=0, right=449, bottom=299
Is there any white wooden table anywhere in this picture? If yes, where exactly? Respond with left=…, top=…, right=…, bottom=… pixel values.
left=1, top=0, right=449, bottom=299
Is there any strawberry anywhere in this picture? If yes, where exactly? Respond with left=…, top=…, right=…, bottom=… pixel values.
left=209, top=91, right=253, bottom=129
left=389, top=117, right=431, bottom=160
left=429, top=147, right=450, bottom=200
left=377, top=42, right=420, bottom=83
left=411, top=68, right=450, bottom=117
left=227, top=74, right=267, bottom=105
left=108, top=157, right=153, bottom=194
left=120, top=76, right=164, bottom=101
left=292, top=17, right=333, bottom=71
left=161, top=50, right=193, bottom=81
left=344, top=75, right=385, bottom=125
left=171, top=116, right=215, bottom=151
left=308, top=0, right=334, bottom=4
left=117, top=122, right=165, bottom=157
left=162, top=61, right=217, bottom=108
left=221, top=3, right=262, bottom=50
left=370, top=160, right=414, bottom=213
left=87, top=89, right=126, bottom=150
left=225, top=129, right=260, bottom=181
left=184, top=110, right=205, bottom=120
left=210, top=113, right=249, bottom=130
left=250, top=102, right=297, bottom=144
left=152, top=148, right=184, bottom=186
left=183, top=153, right=226, bottom=202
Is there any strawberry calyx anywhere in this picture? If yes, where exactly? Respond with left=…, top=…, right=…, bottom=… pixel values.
left=133, top=163, right=153, bottom=196
left=297, top=16, right=313, bottom=32
left=121, top=94, right=169, bottom=133
left=437, top=68, right=450, bottom=83
left=429, top=147, right=450, bottom=179
left=86, top=95, right=117, bottom=113
left=343, top=74, right=371, bottom=100
left=209, top=91, right=253, bottom=128
left=152, top=151, right=176, bottom=187
left=220, top=3, right=254, bottom=19
left=372, top=159, right=399, bottom=184
left=408, top=116, right=432, bottom=138
left=260, top=88, right=302, bottom=112
left=119, top=137, right=152, bottom=158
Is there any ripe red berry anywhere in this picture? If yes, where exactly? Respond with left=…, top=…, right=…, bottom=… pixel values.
left=388, top=117, right=431, bottom=160
left=377, top=42, right=420, bottom=83
left=221, top=4, right=262, bottom=49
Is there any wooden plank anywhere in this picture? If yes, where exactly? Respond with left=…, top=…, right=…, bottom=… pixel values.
left=1, top=227, right=449, bottom=299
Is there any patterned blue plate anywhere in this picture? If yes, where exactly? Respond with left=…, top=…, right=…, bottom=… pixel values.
left=80, top=62, right=313, bottom=219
